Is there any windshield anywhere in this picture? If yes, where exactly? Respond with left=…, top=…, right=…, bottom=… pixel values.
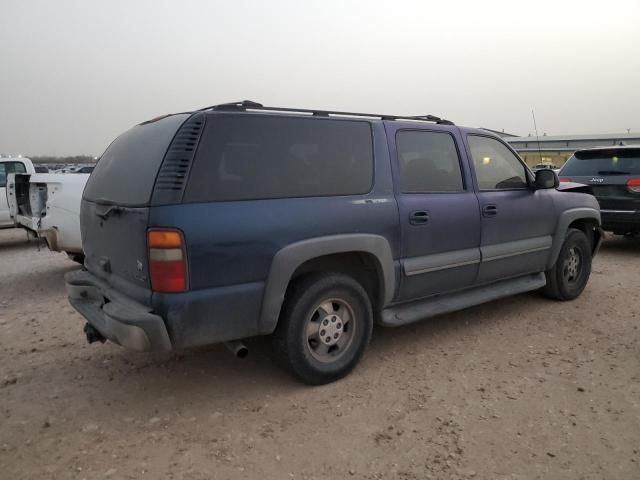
left=561, top=149, right=640, bottom=176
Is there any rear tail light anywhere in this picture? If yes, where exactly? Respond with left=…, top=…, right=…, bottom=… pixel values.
left=559, top=177, right=572, bottom=183
left=626, top=178, right=640, bottom=193
left=147, top=229, right=188, bottom=293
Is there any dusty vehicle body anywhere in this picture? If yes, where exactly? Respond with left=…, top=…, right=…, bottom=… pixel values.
left=66, top=101, right=604, bottom=384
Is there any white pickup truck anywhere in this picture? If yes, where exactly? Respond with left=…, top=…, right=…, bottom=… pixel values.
left=1, top=157, right=89, bottom=261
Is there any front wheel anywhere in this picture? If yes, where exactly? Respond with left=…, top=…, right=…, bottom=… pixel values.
left=542, top=228, right=592, bottom=301
left=271, top=272, right=373, bottom=385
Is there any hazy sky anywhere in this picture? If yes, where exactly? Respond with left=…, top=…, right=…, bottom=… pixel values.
left=1, top=0, right=639, bottom=156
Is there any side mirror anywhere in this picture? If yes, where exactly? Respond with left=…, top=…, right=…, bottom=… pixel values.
left=533, top=168, right=559, bottom=189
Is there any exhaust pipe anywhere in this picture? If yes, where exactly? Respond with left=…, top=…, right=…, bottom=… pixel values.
left=225, top=340, right=248, bottom=359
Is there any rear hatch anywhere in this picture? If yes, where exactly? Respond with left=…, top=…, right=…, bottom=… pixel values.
left=81, top=113, right=191, bottom=306
left=559, top=147, right=640, bottom=212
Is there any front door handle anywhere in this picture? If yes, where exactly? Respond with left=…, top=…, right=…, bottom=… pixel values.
left=482, top=204, right=498, bottom=217
left=409, top=210, right=429, bottom=225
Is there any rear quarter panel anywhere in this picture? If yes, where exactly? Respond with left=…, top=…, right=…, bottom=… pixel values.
left=149, top=122, right=400, bottom=290
left=148, top=122, right=401, bottom=347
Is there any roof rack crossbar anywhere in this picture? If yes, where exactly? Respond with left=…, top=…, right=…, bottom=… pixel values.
left=198, top=100, right=454, bottom=125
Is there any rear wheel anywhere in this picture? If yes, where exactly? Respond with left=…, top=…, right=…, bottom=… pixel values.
left=272, top=272, right=373, bottom=385
left=542, top=228, right=592, bottom=300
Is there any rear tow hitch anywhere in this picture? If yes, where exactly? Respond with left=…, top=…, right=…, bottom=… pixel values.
left=83, top=323, right=106, bottom=344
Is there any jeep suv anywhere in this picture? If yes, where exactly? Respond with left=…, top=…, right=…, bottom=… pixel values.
left=559, top=146, right=640, bottom=236
left=66, top=101, right=603, bottom=384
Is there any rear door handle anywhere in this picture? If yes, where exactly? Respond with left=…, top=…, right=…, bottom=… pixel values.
left=482, top=204, right=498, bottom=217
left=409, top=210, right=429, bottom=225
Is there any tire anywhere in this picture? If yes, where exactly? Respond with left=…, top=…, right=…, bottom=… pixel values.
left=542, top=228, right=592, bottom=301
left=272, top=272, right=373, bottom=385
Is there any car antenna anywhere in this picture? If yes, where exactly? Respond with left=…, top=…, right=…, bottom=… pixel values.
left=531, top=109, right=543, bottom=165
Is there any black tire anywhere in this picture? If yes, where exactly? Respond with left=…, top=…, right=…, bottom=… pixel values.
left=542, top=228, right=592, bottom=301
left=272, top=272, right=373, bottom=385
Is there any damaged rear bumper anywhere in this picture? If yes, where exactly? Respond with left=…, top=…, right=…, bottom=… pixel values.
left=65, top=270, right=172, bottom=352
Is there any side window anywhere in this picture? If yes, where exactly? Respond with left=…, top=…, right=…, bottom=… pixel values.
left=184, top=116, right=374, bottom=202
left=0, top=162, right=26, bottom=188
left=396, top=130, right=464, bottom=193
left=14, top=162, right=26, bottom=174
left=468, top=135, right=528, bottom=190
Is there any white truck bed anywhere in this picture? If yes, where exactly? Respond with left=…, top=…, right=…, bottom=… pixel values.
left=8, top=173, right=89, bottom=256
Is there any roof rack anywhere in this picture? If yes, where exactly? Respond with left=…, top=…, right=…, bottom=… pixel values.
left=198, top=100, right=454, bottom=125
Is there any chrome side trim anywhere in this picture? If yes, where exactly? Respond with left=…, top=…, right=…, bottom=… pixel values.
left=482, top=246, right=550, bottom=262
left=406, top=259, right=480, bottom=276
left=600, top=209, right=637, bottom=214
left=404, top=237, right=554, bottom=276
left=404, top=248, right=481, bottom=277
left=482, top=235, right=552, bottom=263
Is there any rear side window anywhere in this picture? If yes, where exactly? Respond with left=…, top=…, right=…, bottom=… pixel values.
left=396, top=130, right=463, bottom=192
left=561, top=149, right=640, bottom=176
left=83, top=114, right=190, bottom=205
left=468, top=135, right=528, bottom=190
left=184, top=115, right=374, bottom=202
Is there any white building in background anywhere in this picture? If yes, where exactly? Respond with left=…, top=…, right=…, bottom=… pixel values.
left=503, top=132, right=640, bottom=168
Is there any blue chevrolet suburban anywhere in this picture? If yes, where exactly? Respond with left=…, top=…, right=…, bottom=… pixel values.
left=66, top=101, right=603, bottom=384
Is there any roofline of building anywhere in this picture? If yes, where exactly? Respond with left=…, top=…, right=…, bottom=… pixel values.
left=515, top=148, right=580, bottom=152
left=505, top=133, right=640, bottom=143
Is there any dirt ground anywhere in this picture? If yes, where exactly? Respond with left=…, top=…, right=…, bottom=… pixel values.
left=0, top=228, right=639, bottom=480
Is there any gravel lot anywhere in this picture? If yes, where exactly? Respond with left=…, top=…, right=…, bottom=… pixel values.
left=1, top=227, right=639, bottom=480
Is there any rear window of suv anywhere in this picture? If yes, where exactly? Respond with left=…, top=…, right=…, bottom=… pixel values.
left=184, top=115, right=374, bottom=202
left=84, top=113, right=190, bottom=205
left=561, top=149, right=640, bottom=176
